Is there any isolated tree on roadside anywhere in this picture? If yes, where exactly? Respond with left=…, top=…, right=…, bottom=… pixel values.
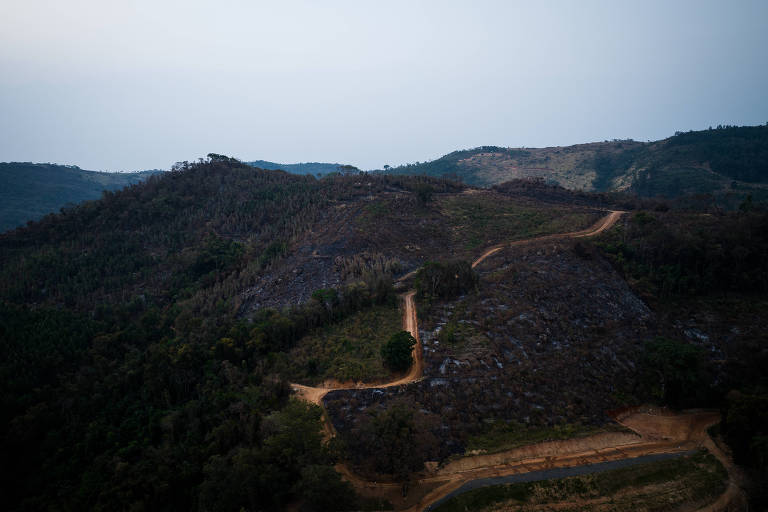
left=381, top=330, right=416, bottom=372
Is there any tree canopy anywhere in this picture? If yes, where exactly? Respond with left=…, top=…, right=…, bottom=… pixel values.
left=381, top=330, right=416, bottom=373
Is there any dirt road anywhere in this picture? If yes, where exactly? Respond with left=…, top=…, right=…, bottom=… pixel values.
left=471, top=209, right=624, bottom=268
left=293, top=209, right=626, bottom=404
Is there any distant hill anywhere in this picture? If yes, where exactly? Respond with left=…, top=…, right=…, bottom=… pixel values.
left=0, top=162, right=161, bottom=232
left=244, top=160, right=345, bottom=176
left=379, top=124, right=768, bottom=205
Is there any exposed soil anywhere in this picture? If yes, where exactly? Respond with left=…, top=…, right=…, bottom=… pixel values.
left=351, top=409, right=723, bottom=512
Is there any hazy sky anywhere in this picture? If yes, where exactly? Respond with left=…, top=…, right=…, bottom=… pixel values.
left=1, top=0, right=767, bottom=171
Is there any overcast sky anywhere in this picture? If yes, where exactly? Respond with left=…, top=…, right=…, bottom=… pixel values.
left=1, top=0, right=767, bottom=171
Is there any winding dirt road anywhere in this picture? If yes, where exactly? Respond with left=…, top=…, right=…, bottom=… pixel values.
left=292, top=210, right=624, bottom=404
left=288, top=209, right=742, bottom=511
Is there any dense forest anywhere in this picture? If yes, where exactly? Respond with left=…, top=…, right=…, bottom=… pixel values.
left=0, top=162, right=160, bottom=232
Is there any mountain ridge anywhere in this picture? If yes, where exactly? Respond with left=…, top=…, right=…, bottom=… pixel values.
left=244, top=159, right=346, bottom=177
left=0, top=162, right=161, bottom=232
left=378, top=124, right=768, bottom=205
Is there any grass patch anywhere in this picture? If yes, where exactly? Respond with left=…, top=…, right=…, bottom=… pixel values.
left=356, top=199, right=391, bottom=229
left=432, top=451, right=727, bottom=512
left=278, top=304, right=402, bottom=385
left=466, top=420, right=619, bottom=454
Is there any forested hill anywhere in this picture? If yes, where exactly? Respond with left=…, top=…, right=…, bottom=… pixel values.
left=0, top=158, right=463, bottom=511
left=379, top=124, right=768, bottom=203
left=0, top=162, right=161, bottom=232
left=244, top=159, right=344, bottom=176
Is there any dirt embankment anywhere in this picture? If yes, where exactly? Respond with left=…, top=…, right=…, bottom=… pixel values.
left=353, top=409, right=726, bottom=512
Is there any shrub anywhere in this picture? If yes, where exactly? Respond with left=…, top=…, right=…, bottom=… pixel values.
left=381, top=331, right=416, bottom=372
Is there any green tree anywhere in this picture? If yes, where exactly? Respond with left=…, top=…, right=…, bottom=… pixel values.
left=381, top=330, right=416, bottom=372
left=414, top=184, right=434, bottom=206
left=640, top=337, right=710, bottom=407
left=353, top=401, right=439, bottom=487
left=295, top=464, right=356, bottom=511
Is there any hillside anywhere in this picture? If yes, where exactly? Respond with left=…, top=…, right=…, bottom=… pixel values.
left=244, top=159, right=345, bottom=177
left=1, top=158, right=766, bottom=511
left=381, top=124, right=768, bottom=205
left=0, top=162, right=161, bottom=232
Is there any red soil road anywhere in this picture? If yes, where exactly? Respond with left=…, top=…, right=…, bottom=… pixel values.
left=292, top=209, right=627, bottom=405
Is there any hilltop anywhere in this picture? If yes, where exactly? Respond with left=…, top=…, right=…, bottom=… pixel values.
left=0, top=162, right=161, bottom=232
left=380, top=124, right=768, bottom=206
left=244, top=159, right=348, bottom=177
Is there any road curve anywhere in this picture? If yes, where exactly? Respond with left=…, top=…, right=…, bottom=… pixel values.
left=424, top=450, right=697, bottom=511
left=293, top=209, right=626, bottom=404
left=471, top=209, right=625, bottom=269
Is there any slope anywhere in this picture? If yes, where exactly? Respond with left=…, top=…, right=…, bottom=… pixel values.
left=0, top=162, right=160, bottom=232
left=381, top=124, right=768, bottom=204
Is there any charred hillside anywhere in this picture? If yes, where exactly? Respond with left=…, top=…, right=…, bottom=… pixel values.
left=0, top=158, right=598, bottom=510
